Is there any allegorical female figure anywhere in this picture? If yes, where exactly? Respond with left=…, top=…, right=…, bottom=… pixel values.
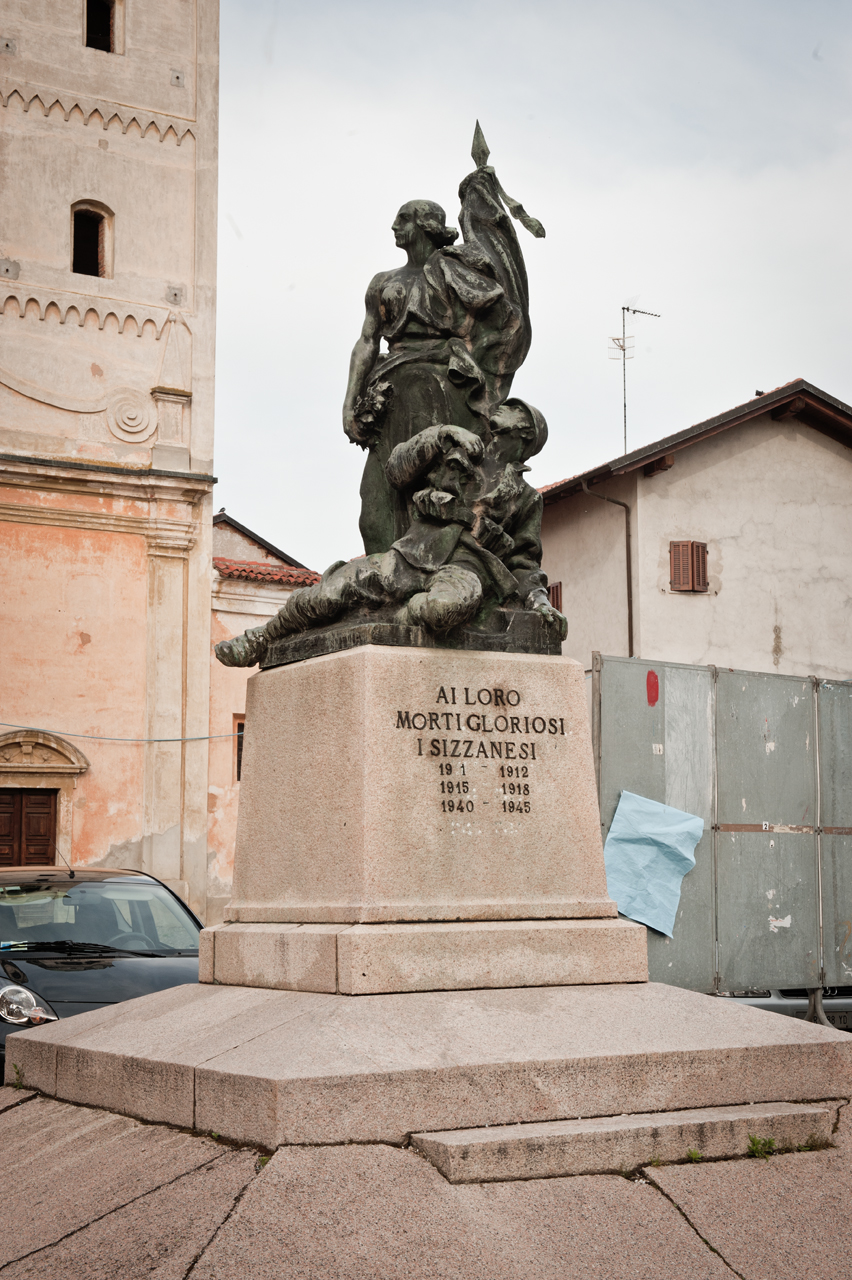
left=214, top=131, right=565, bottom=670
left=343, top=131, right=544, bottom=554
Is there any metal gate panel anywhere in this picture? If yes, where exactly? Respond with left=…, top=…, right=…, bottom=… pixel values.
left=663, top=667, right=714, bottom=817
left=595, top=658, right=841, bottom=993
left=596, top=656, right=715, bottom=993
left=714, top=670, right=819, bottom=989
left=657, top=664, right=715, bottom=992
left=715, top=671, right=816, bottom=828
left=598, top=657, right=665, bottom=831
left=716, top=832, right=820, bottom=989
left=820, top=836, right=852, bottom=986
left=817, top=680, right=852, bottom=986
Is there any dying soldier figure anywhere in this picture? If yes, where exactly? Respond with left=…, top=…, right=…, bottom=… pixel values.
left=215, top=400, right=567, bottom=668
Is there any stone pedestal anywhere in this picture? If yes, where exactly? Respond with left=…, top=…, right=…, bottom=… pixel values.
left=12, top=642, right=848, bottom=1161
left=205, top=644, right=647, bottom=993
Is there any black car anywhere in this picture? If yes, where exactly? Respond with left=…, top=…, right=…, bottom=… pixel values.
left=0, top=867, right=201, bottom=1067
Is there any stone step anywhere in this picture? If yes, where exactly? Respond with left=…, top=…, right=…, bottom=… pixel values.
left=412, top=1101, right=841, bottom=1183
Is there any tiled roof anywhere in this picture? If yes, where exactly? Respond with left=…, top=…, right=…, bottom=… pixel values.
left=213, top=557, right=320, bottom=587
left=538, top=474, right=581, bottom=495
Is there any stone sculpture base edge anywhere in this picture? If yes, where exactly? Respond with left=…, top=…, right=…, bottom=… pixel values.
left=199, top=919, right=649, bottom=995
left=7, top=982, right=851, bottom=1150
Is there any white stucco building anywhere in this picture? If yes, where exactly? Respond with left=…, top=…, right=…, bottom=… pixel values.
left=540, top=379, right=852, bottom=679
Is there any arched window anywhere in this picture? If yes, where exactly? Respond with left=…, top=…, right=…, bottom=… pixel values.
left=71, top=201, right=114, bottom=279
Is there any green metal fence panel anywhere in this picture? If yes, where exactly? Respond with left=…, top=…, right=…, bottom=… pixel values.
left=595, top=656, right=851, bottom=993
left=818, top=836, right=852, bottom=987
left=716, top=832, right=820, bottom=989
left=715, top=670, right=816, bottom=828
left=596, top=655, right=715, bottom=994
left=817, top=680, right=852, bottom=986
left=714, top=670, right=819, bottom=991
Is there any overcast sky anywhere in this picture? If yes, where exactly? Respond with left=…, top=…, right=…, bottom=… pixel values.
left=213, top=0, right=852, bottom=571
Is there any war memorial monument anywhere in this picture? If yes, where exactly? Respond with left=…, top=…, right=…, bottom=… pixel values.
left=8, top=130, right=850, bottom=1178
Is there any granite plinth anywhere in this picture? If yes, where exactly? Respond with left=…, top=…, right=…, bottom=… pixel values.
left=260, top=608, right=562, bottom=669
left=200, top=918, right=648, bottom=994
left=227, top=646, right=613, bottom=925
left=199, top=923, right=346, bottom=993
left=7, top=982, right=851, bottom=1150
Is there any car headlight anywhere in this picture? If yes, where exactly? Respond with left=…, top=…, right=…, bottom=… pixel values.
left=0, top=984, right=58, bottom=1026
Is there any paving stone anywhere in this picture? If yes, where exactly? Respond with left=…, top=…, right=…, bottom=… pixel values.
left=191, top=1142, right=732, bottom=1280
left=0, top=1096, right=223, bottom=1266
left=0, top=1085, right=35, bottom=1113
left=1, top=1148, right=257, bottom=1279
left=648, top=1103, right=852, bottom=1280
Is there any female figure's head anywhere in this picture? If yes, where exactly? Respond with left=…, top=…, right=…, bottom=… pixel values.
left=392, top=200, right=458, bottom=266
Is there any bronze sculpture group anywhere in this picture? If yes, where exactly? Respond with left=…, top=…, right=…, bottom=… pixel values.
left=217, top=126, right=567, bottom=669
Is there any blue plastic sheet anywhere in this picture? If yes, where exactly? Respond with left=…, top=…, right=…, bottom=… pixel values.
left=603, top=791, right=703, bottom=937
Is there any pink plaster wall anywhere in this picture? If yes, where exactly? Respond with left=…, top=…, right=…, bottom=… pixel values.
left=0, top=518, right=149, bottom=866
left=206, top=608, right=256, bottom=920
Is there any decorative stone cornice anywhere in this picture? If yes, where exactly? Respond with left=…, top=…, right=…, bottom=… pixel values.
left=147, top=517, right=198, bottom=556
left=0, top=455, right=213, bottom=556
left=0, top=501, right=148, bottom=538
left=1, top=286, right=173, bottom=336
left=0, top=453, right=214, bottom=502
left=212, top=576, right=295, bottom=618
left=0, top=500, right=200, bottom=556
left=1, top=81, right=196, bottom=144
left=152, top=386, right=193, bottom=402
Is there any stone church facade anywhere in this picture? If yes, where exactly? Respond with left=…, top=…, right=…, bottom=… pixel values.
left=0, top=2, right=220, bottom=918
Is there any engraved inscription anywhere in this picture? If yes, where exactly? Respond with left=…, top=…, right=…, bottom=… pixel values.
left=395, top=685, right=566, bottom=819
left=438, top=762, right=474, bottom=813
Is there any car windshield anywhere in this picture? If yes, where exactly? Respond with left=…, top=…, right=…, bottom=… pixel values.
left=0, top=880, right=199, bottom=954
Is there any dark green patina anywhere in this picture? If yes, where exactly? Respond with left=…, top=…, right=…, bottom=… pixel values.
left=216, top=125, right=566, bottom=671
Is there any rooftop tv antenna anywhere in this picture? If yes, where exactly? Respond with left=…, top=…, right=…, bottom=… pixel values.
left=609, top=305, right=660, bottom=454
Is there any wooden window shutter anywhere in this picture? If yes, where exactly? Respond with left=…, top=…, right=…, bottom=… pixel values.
left=670, top=541, right=709, bottom=591
left=670, top=541, right=693, bottom=591
left=692, top=541, right=708, bottom=592
left=547, top=581, right=562, bottom=612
